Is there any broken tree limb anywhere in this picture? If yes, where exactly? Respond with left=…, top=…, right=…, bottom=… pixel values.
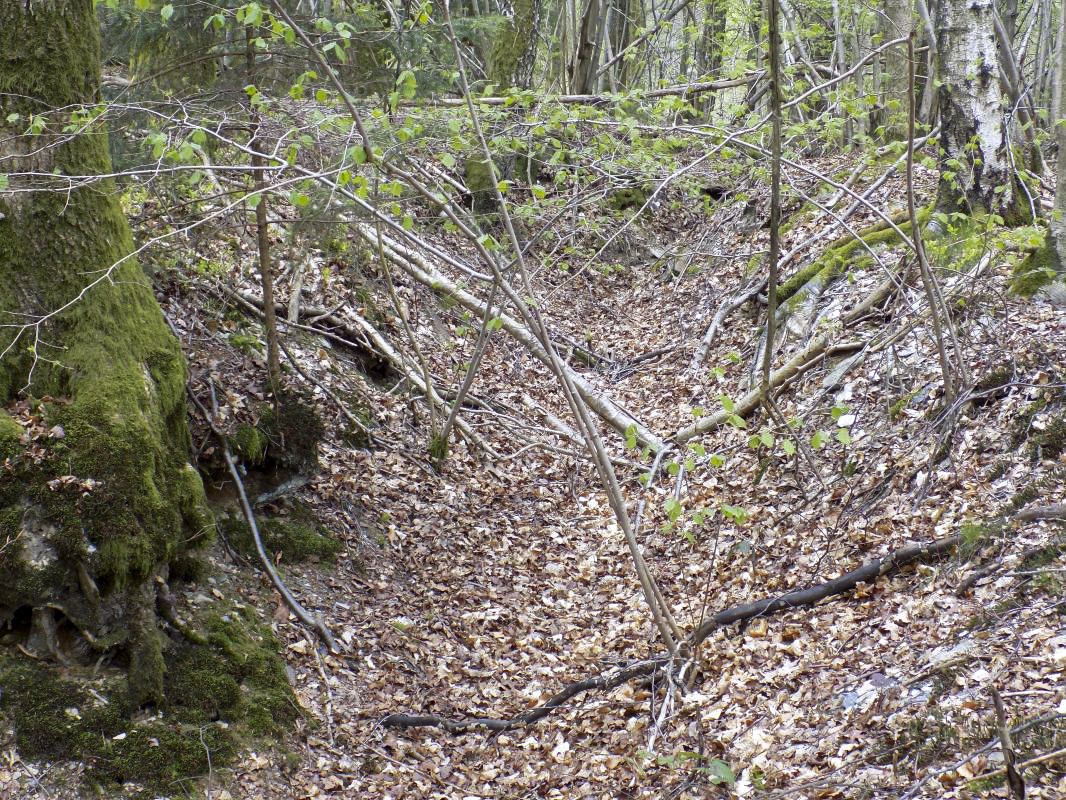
left=357, top=224, right=668, bottom=453
left=223, top=448, right=339, bottom=654
left=689, top=534, right=961, bottom=646
left=675, top=265, right=904, bottom=443
left=380, top=532, right=964, bottom=734
left=1014, top=503, right=1066, bottom=522
left=405, top=75, right=761, bottom=108
left=176, top=364, right=340, bottom=654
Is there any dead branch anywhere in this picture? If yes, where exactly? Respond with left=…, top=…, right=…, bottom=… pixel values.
left=177, top=365, right=340, bottom=654
left=1014, top=503, right=1066, bottom=522
left=405, top=75, right=760, bottom=108
left=359, top=224, right=668, bottom=452
left=380, top=532, right=963, bottom=734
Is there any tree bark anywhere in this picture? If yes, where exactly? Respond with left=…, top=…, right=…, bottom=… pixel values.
left=934, top=0, right=1029, bottom=223
left=1054, top=5, right=1066, bottom=268
left=880, top=0, right=913, bottom=140
left=0, top=0, right=211, bottom=707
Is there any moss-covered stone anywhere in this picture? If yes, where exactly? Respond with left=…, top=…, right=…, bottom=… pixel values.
left=0, top=593, right=298, bottom=797
left=0, top=411, right=23, bottom=460
left=608, top=185, right=651, bottom=212
left=465, top=154, right=503, bottom=218
left=233, top=423, right=269, bottom=466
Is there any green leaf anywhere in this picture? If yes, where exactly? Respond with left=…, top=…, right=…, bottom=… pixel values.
left=836, top=429, right=852, bottom=445
left=664, top=497, right=683, bottom=522
left=160, top=3, right=175, bottom=23
left=351, top=146, right=367, bottom=165
left=718, top=394, right=735, bottom=412
left=781, top=439, right=796, bottom=456
left=486, top=317, right=503, bottom=331
left=811, top=430, right=829, bottom=449
left=705, top=759, right=735, bottom=785
left=666, top=460, right=680, bottom=476
left=726, top=414, right=747, bottom=429
left=440, top=153, right=456, bottom=168
left=688, top=443, right=706, bottom=457
left=759, top=429, right=774, bottom=447
left=710, top=454, right=725, bottom=468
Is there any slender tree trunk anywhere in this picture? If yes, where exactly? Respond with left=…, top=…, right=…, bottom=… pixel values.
left=916, top=0, right=938, bottom=123
left=1053, top=10, right=1066, bottom=266
left=247, top=30, right=282, bottom=392
left=0, top=0, right=211, bottom=706
left=572, top=0, right=607, bottom=93
left=1048, top=0, right=1057, bottom=123
left=881, top=0, right=913, bottom=139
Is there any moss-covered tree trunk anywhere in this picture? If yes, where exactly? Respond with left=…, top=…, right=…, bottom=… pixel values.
left=0, top=0, right=211, bottom=707
left=489, top=0, right=539, bottom=90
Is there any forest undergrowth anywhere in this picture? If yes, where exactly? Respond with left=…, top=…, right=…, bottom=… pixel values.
left=5, top=136, right=1065, bottom=799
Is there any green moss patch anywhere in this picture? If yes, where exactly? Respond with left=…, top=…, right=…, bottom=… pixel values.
left=219, top=500, right=341, bottom=564
left=1029, top=412, right=1066, bottom=461
left=775, top=207, right=927, bottom=305
left=0, top=411, right=22, bottom=460
left=229, top=389, right=324, bottom=475
left=0, top=598, right=297, bottom=797
left=1009, top=240, right=1060, bottom=298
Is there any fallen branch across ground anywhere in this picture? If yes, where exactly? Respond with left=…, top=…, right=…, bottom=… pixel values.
left=177, top=363, right=340, bottom=654
left=380, top=532, right=963, bottom=733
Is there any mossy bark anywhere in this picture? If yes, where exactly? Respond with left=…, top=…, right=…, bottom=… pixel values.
left=0, top=0, right=211, bottom=707
left=489, top=0, right=539, bottom=90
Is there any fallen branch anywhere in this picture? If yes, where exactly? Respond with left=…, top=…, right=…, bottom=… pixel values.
left=408, top=75, right=760, bottom=108
left=688, top=534, right=960, bottom=645
left=222, top=446, right=339, bottom=653
left=1014, top=503, right=1066, bottom=522
left=675, top=264, right=904, bottom=443
left=380, top=532, right=963, bottom=733
left=358, top=224, right=668, bottom=452
left=177, top=363, right=340, bottom=654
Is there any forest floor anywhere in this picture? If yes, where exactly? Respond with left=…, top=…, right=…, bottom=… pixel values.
left=7, top=146, right=1066, bottom=799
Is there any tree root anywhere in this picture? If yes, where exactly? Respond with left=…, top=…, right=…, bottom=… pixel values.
left=380, top=532, right=962, bottom=734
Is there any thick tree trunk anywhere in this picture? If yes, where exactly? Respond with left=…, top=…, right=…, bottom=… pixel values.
left=934, top=0, right=1029, bottom=223
left=0, top=0, right=211, bottom=707
left=490, top=0, right=540, bottom=89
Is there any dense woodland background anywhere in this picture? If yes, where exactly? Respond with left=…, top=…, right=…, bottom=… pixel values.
left=0, top=0, right=1065, bottom=796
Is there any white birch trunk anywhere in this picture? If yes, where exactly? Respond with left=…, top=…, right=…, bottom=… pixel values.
left=934, top=0, right=1026, bottom=222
